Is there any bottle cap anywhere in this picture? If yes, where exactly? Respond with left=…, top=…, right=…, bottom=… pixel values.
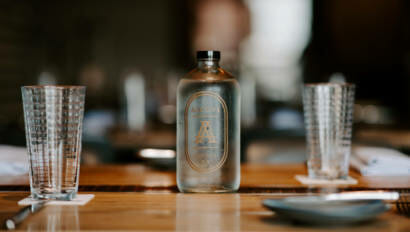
left=197, top=51, right=220, bottom=60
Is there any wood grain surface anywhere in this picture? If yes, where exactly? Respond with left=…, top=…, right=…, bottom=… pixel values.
left=0, top=164, right=409, bottom=231
left=0, top=192, right=409, bottom=231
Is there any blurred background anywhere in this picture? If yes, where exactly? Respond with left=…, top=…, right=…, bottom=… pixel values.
left=0, top=0, right=409, bottom=165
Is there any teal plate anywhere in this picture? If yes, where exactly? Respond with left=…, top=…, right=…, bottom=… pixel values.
left=263, top=198, right=389, bottom=224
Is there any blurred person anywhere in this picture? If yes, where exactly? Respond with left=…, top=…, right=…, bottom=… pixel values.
left=192, top=0, right=250, bottom=71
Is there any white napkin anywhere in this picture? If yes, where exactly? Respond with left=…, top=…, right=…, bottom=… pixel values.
left=351, top=146, right=410, bottom=176
left=295, top=175, right=358, bottom=186
left=0, top=145, right=28, bottom=176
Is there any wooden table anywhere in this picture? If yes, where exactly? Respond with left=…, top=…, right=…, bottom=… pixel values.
left=1, top=164, right=409, bottom=231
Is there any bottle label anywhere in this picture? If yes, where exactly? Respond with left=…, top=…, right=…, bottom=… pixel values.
left=185, top=91, right=228, bottom=173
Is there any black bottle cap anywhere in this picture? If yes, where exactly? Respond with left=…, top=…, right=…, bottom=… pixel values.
left=197, top=50, right=220, bottom=60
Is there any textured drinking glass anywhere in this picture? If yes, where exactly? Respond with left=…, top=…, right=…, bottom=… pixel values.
left=22, top=86, right=86, bottom=200
left=303, top=83, right=355, bottom=179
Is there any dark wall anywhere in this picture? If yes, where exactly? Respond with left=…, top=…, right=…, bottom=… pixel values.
left=0, top=0, right=191, bottom=141
left=0, top=1, right=37, bottom=144
left=304, top=0, right=410, bottom=121
left=32, top=0, right=191, bottom=108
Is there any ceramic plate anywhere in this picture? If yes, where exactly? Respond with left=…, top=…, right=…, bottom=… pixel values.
left=263, top=197, right=389, bottom=224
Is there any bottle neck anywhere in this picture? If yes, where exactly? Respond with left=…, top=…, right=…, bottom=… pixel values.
left=197, top=59, right=220, bottom=69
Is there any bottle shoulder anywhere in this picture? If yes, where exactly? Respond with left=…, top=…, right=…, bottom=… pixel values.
left=183, top=67, right=235, bottom=81
left=177, top=74, right=240, bottom=95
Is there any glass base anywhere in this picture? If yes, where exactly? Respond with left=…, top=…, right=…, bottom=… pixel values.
left=178, top=185, right=239, bottom=193
left=31, top=190, right=77, bottom=200
left=308, top=172, right=348, bottom=180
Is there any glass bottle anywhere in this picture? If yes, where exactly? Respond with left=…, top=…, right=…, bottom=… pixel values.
left=177, top=51, right=240, bottom=192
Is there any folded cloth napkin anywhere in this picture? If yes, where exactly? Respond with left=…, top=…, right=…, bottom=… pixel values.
left=0, top=145, right=28, bottom=176
left=350, top=146, right=410, bottom=176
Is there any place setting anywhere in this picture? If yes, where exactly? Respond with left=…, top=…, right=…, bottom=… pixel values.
left=262, top=83, right=409, bottom=225
left=4, top=86, right=93, bottom=230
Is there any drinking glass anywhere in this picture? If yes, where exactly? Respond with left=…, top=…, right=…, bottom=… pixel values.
left=22, top=86, right=86, bottom=200
left=303, top=83, right=355, bottom=179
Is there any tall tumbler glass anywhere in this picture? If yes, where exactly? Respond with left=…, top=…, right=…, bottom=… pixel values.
left=303, top=83, right=355, bottom=180
left=22, top=86, right=86, bottom=200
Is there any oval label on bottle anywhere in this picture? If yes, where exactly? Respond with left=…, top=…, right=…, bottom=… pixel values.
left=185, top=91, right=228, bottom=173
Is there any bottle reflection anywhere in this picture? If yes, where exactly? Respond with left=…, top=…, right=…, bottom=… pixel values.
left=176, top=193, right=240, bottom=231
left=26, top=206, right=79, bottom=231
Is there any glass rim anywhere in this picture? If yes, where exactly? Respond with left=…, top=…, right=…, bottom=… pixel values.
left=304, top=82, right=355, bottom=87
left=22, top=85, right=86, bottom=90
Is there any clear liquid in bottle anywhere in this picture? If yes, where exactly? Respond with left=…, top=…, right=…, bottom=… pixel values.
left=177, top=51, right=240, bottom=192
